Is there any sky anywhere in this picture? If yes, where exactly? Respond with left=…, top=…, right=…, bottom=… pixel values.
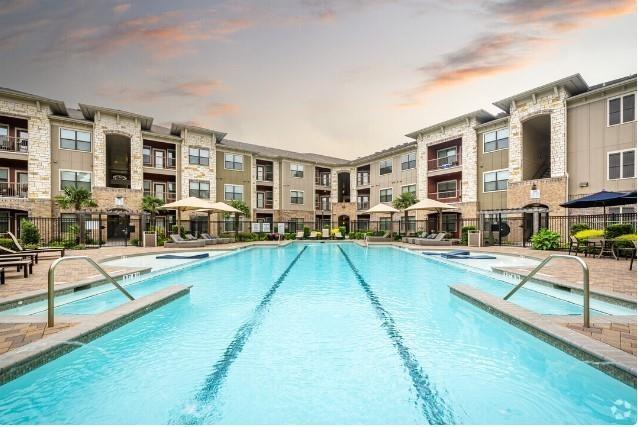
left=0, top=0, right=636, bottom=159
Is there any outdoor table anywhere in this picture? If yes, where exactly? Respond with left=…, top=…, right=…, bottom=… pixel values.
left=588, top=238, right=617, bottom=260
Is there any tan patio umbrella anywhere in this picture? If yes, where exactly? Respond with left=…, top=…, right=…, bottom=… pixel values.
left=160, top=197, right=218, bottom=230
left=365, top=203, right=400, bottom=235
left=195, top=202, right=242, bottom=235
left=406, top=198, right=458, bottom=233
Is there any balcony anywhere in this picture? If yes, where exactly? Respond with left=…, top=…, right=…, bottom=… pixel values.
left=256, top=191, right=274, bottom=209
left=143, top=190, right=176, bottom=203
left=428, top=190, right=462, bottom=203
left=0, top=182, right=28, bottom=198
left=256, top=166, right=273, bottom=183
left=315, top=197, right=331, bottom=211
left=315, top=173, right=331, bottom=187
left=0, top=136, right=28, bottom=154
left=357, top=200, right=370, bottom=210
left=356, top=173, right=370, bottom=187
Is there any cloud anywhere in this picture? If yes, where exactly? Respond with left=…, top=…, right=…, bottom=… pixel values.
left=0, top=0, right=34, bottom=17
left=204, top=103, right=240, bottom=118
left=97, top=78, right=225, bottom=103
left=397, top=0, right=635, bottom=107
left=113, top=3, right=131, bottom=14
left=54, top=9, right=252, bottom=59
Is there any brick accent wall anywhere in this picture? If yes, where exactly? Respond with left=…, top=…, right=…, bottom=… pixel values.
left=508, top=87, right=568, bottom=182
left=331, top=202, right=357, bottom=224
left=1, top=198, right=52, bottom=217
left=278, top=209, right=315, bottom=223
left=91, top=187, right=144, bottom=212
left=507, top=176, right=568, bottom=214
left=180, top=129, right=216, bottom=201
left=92, top=112, right=144, bottom=189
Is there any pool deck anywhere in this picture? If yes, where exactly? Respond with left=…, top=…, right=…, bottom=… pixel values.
left=0, top=239, right=635, bottom=381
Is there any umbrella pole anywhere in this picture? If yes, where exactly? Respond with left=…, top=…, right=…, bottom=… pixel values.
left=438, top=208, right=442, bottom=233
left=603, top=205, right=607, bottom=230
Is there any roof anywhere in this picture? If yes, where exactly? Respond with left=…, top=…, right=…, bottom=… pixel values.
left=567, top=74, right=637, bottom=103
left=79, top=103, right=153, bottom=130
left=219, top=139, right=351, bottom=165
left=588, top=74, right=637, bottom=91
left=170, top=123, right=227, bottom=142
left=405, top=110, right=494, bottom=139
left=0, top=86, right=67, bottom=115
left=493, top=74, right=588, bottom=112
left=352, top=141, right=417, bottom=164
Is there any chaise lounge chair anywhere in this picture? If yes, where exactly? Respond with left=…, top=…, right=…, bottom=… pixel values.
left=367, top=231, right=392, bottom=243
left=321, top=229, right=330, bottom=239
left=5, top=231, right=65, bottom=258
left=295, top=231, right=304, bottom=240
left=414, top=233, right=460, bottom=246
left=309, top=231, right=319, bottom=239
left=199, top=233, right=218, bottom=245
left=164, top=234, right=205, bottom=248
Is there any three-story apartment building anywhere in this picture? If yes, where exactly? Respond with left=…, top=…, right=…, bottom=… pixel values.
left=0, top=72, right=634, bottom=242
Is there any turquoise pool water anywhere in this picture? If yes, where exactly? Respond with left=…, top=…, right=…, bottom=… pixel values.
left=0, top=243, right=635, bottom=424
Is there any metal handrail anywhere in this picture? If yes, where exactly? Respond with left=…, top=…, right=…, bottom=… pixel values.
left=47, top=256, right=135, bottom=326
left=503, top=254, right=590, bottom=327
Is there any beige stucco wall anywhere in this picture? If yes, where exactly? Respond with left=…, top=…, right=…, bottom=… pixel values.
left=367, top=149, right=418, bottom=206
left=50, top=120, right=94, bottom=196
left=567, top=85, right=637, bottom=197
left=477, top=123, right=509, bottom=211
left=216, top=149, right=252, bottom=211
left=280, top=159, right=314, bottom=212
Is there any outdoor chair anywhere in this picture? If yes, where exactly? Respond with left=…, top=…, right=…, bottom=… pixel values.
left=322, top=229, right=330, bottom=239
left=309, top=231, right=319, bottom=239
left=295, top=231, right=304, bottom=240
left=0, top=259, right=33, bottom=278
left=334, top=231, right=343, bottom=239
left=0, top=268, right=4, bottom=285
left=165, top=234, right=205, bottom=248
left=0, top=252, right=37, bottom=264
left=367, top=231, right=392, bottom=243
left=616, top=240, right=636, bottom=270
left=199, top=233, right=219, bottom=245
left=184, top=233, right=198, bottom=241
left=567, top=235, right=590, bottom=257
left=5, top=232, right=65, bottom=258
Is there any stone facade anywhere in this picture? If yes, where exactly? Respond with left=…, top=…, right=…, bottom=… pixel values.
left=330, top=202, right=357, bottom=224
left=90, top=187, right=144, bottom=213
left=272, top=160, right=280, bottom=209
left=508, top=87, right=568, bottom=182
left=0, top=198, right=52, bottom=217
left=507, top=177, right=568, bottom=214
left=0, top=97, right=52, bottom=200
left=92, top=112, right=144, bottom=190
left=180, top=129, right=216, bottom=201
left=278, top=209, right=315, bottom=223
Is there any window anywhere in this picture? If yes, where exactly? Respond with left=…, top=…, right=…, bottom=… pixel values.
left=189, top=148, right=210, bottom=166
left=0, top=168, right=7, bottom=183
left=154, top=150, right=165, bottom=168
left=60, top=129, right=91, bottom=152
left=401, top=152, right=416, bottom=170
left=61, top=213, right=77, bottom=233
left=380, top=188, right=392, bottom=203
left=379, top=217, right=392, bottom=231
left=379, top=159, right=392, bottom=175
left=60, top=171, right=91, bottom=191
left=357, top=171, right=370, bottom=186
left=483, top=169, right=509, bottom=192
left=257, top=164, right=273, bottom=181
left=609, top=94, right=635, bottom=125
left=143, top=146, right=151, bottom=165
left=287, top=218, right=304, bottom=233
left=223, top=153, right=243, bottom=170
left=442, top=213, right=458, bottom=233
left=143, top=180, right=151, bottom=194
left=290, top=164, right=304, bottom=178
left=401, top=184, right=416, bottom=197
left=436, top=147, right=458, bottom=167
left=290, top=190, right=304, bottom=204
left=609, top=206, right=636, bottom=215
left=483, top=128, right=509, bottom=152
left=224, top=184, right=243, bottom=201
left=257, top=192, right=265, bottom=208
left=167, top=149, right=176, bottom=168
left=189, top=180, right=210, bottom=199
left=608, top=150, right=635, bottom=180
left=437, top=180, right=457, bottom=199
left=0, top=211, right=7, bottom=233
left=357, top=194, right=369, bottom=210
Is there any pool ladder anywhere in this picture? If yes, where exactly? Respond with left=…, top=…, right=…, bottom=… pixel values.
left=503, top=254, right=590, bottom=327
left=47, top=256, right=135, bottom=327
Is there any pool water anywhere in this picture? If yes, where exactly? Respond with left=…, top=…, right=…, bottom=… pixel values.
left=0, top=243, right=635, bottom=424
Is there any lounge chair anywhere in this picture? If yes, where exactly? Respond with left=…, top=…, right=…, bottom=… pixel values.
left=184, top=233, right=198, bottom=241
left=295, top=231, right=304, bottom=240
left=0, top=268, right=4, bottom=285
left=309, top=231, right=319, bottom=239
left=5, top=232, right=65, bottom=258
left=164, top=234, right=205, bottom=248
left=334, top=231, right=344, bottom=239
left=415, top=233, right=459, bottom=246
left=199, top=233, right=218, bottom=245
left=322, top=229, right=330, bottom=239
left=0, top=259, right=33, bottom=278
left=0, top=252, right=37, bottom=264
left=367, top=231, right=392, bottom=243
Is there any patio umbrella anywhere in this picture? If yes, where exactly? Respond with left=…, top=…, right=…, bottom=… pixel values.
left=405, top=197, right=458, bottom=232
left=364, top=203, right=400, bottom=235
left=195, top=202, right=242, bottom=235
left=160, top=197, right=218, bottom=230
left=560, top=190, right=633, bottom=228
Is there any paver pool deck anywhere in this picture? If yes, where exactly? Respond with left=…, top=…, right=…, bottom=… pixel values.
left=0, top=240, right=635, bottom=368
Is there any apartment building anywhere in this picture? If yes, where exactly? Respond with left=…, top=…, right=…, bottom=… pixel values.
left=0, top=73, right=635, bottom=241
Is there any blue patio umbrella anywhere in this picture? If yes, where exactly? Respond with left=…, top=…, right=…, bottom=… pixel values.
left=560, top=190, right=635, bottom=227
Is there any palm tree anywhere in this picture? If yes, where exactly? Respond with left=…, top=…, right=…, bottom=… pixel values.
left=392, top=192, right=418, bottom=235
left=54, top=187, right=98, bottom=243
left=141, top=195, right=164, bottom=225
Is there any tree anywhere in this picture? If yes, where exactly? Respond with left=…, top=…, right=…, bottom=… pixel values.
left=141, top=195, right=164, bottom=223
left=225, top=200, right=250, bottom=236
left=392, top=192, right=418, bottom=234
left=54, top=187, right=98, bottom=244
left=54, top=187, right=98, bottom=211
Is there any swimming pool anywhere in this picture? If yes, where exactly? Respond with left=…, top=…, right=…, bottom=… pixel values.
left=0, top=243, right=635, bottom=424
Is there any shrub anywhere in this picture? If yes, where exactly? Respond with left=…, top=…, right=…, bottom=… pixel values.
left=303, top=227, right=310, bottom=238
left=574, top=229, right=604, bottom=241
left=530, top=229, right=561, bottom=250
left=20, top=219, right=41, bottom=245
left=236, top=232, right=259, bottom=242
left=570, top=223, right=590, bottom=235
left=460, top=225, right=477, bottom=245
left=614, top=233, right=637, bottom=249
left=284, top=232, right=296, bottom=240
left=0, top=237, right=18, bottom=251
left=129, top=237, right=140, bottom=246
left=171, top=225, right=186, bottom=238
left=605, top=223, right=635, bottom=239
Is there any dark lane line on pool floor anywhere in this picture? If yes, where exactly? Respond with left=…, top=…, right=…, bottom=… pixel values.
left=337, top=245, right=457, bottom=425
left=174, top=245, right=309, bottom=425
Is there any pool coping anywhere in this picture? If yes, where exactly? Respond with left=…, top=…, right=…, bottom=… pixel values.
left=491, top=266, right=636, bottom=309
left=449, top=284, right=637, bottom=388
left=0, top=284, right=191, bottom=386
left=0, top=267, right=152, bottom=312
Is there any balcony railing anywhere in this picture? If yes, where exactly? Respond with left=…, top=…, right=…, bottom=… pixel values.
left=429, top=190, right=461, bottom=203
left=256, top=167, right=273, bottom=182
left=143, top=156, right=176, bottom=170
left=357, top=201, right=370, bottom=210
left=315, top=173, right=331, bottom=187
left=356, top=173, right=370, bottom=186
left=428, top=151, right=462, bottom=171
left=0, top=136, right=28, bottom=153
left=143, top=190, right=176, bottom=203
left=315, top=198, right=331, bottom=211
left=0, top=182, right=28, bottom=198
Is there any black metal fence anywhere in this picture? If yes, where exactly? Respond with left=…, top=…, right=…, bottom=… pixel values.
left=9, top=213, right=636, bottom=248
